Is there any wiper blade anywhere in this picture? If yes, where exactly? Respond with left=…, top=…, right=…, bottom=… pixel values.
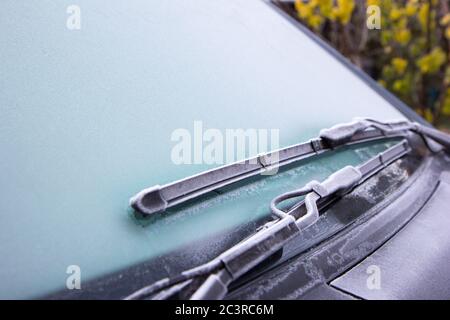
left=125, top=139, right=411, bottom=300
left=130, top=118, right=450, bottom=216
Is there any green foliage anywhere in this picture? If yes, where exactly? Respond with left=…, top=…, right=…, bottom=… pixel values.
left=293, top=0, right=450, bottom=127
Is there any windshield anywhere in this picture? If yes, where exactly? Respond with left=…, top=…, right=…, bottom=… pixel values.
left=0, top=0, right=405, bottom=299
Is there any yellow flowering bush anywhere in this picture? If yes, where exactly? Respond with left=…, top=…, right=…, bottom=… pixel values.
left=289, top=0, right=450, bottom=127
left=392, top=57, right=408, bottom=74
left=443, top=88, right=450, bottom=115
left=417, top=47, right=446, bottom=74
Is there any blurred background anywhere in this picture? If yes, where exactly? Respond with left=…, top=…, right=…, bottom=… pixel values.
left=276, top=0, right=450, bottom=129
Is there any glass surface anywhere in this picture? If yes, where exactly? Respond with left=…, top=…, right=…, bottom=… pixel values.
left=0, top=0, right=404, bottom=298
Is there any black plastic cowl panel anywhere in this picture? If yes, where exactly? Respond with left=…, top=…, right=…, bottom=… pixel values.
left=331, top=171, right=450, bottom=299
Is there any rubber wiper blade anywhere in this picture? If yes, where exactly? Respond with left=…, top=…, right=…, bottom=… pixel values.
left=125, top=140, right=411, bottom=300
left=130, top=118, right=439, bottom=217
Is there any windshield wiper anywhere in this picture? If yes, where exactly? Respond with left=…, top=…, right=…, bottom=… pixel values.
left=125, top=139, right=414, bottom=300
left=130, top=118, right=450, bottom=217
left=124, top=119, right=450, bottom=300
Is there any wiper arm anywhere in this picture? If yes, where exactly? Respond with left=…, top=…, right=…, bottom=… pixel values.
left=130, top=118, right=450, bottom=217
left=320, top=118, right=450, bottom=150
left=125, top=140, right=411, bottom=300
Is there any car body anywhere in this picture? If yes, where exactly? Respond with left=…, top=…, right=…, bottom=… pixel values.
left=0, top=0, right=448, bottom=299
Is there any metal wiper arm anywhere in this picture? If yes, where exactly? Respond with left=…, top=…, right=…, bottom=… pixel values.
left=125, top=140, right=411, bottom=300
left=130, top=118, right=450, bottom=216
